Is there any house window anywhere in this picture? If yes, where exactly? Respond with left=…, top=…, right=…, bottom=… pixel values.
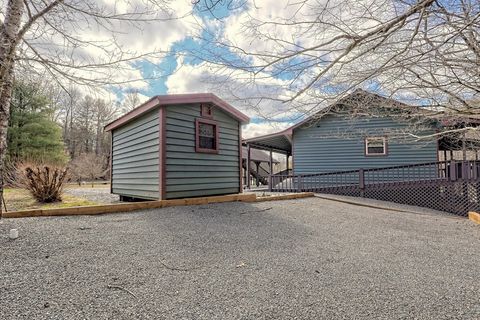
left=365, top=137, right=387, bottom=156
left=201, top=104, right=213, bottom=118
left=196, top=119, right=219, bottom=153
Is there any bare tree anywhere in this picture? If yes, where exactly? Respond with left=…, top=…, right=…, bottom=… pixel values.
left=69, top=152, right=106, bottom=187
left=0, top=0, right=203, bottom=217
left=191, top=0, right=479, bottom=122
left=93, top=99, right=117, bottom=157
left=120, top=89, right=142, bottom=115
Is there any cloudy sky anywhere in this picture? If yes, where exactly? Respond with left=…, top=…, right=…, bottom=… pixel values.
left=103, top=0, right=307, bottom=138
left=16, top=0, right=477, bottom=137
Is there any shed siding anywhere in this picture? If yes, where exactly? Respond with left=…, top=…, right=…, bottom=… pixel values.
left=111, top=110, right=159, bottom=199
left=165, top=104, right=240, bottom=199
left=293, top=114, right=437, bottom=174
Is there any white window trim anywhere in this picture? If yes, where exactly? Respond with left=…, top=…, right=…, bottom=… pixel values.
left=365, top=137, right=387, bottom=156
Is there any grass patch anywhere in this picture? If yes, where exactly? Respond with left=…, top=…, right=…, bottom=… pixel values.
left=4, top=188, right=98, bottom=211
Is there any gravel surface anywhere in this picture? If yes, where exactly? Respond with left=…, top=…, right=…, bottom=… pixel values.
left=315, top=194, right=453, bottom=216
left=1, top=197, right=479, bottom=320
left=64, top=187, right=120, bottom=204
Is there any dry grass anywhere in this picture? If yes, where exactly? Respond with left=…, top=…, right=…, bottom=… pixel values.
left=4, top=188, right=97, bottom=211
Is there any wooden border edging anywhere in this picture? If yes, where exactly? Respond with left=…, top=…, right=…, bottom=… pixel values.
left=468, top=211, right=480, bottom=225
left=255, top=192, right=314, bottom=202
left=4, top=193, right=257, bottom=219
left=3, top=192, right=314, bottom=219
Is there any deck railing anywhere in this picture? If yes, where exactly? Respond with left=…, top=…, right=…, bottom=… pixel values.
left=269, top=161, right=480, bottom=216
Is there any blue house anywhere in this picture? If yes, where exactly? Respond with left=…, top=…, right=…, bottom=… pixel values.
left=244, top=90, right=480, bottom=215
left=244, top=90, right=456, bottom=177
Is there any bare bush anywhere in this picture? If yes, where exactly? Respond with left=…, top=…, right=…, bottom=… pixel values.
left=69, top=153, right=107, bottom=187
left=17, top=164, right=68, bottom=203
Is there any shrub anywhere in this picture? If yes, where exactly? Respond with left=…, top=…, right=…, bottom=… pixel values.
left=69, top=153, right=106, bottom=187
left=19, top=164, right=68, bottom=203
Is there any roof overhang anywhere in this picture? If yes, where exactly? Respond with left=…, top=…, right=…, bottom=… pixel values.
left=243, top=129, right=293, bottom=154
left=105, top=93, right=250, bottom=132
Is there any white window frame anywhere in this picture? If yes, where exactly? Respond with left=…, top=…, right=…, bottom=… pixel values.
left=365, top=137, right=387, bottom=156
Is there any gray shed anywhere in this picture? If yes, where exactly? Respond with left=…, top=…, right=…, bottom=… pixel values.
left=105, top=93, right=250, bottom=201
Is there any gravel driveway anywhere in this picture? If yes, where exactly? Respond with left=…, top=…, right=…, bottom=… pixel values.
left=1, top=197, right=479, bottom=319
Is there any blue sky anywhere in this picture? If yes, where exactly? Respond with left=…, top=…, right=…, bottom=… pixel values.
left=112, top=0, right=445, bottom=138
left=137, top=2, right=242, bottom=96
left=118, top=1, right=299, bottom=138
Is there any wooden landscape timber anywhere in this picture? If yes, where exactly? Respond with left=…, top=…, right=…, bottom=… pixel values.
left=468, top=211, right=480, bottom=225
left=3, top=193, right=314, bottom=219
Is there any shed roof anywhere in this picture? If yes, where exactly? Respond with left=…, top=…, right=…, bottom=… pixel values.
left=105, top=93, right=250, bottom=132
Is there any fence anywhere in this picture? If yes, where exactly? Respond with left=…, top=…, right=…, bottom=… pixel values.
left=269, top=161, right=480, bottom=216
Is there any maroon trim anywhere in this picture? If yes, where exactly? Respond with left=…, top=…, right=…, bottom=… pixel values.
left=158, top=107, right=167, bottom=200
left=201, top=103, right=213, bottom=118
left=195, top=118, right=220, bottom=154
left=110, top=131, right=113, bottom=194
left=105, top=93, right=249, bottom=131
left=105, top=96, right=160, bottom=132
left=364, top=136, right=388, bottom=157
left=238, top=123, right=243, bottom=193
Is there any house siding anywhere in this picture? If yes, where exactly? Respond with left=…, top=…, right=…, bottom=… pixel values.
left=293, top=114, right=438, bottom=174
left=111, top=109, right=159, bottom=199
left=165, top=104, right=240, bottom=199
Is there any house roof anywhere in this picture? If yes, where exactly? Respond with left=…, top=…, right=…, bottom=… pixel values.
left=243, top=130, right=292, bottom=154
left=243, top=90, right=426, bottom=152
left=105, top=93, right=250, bottom=132
left=241, top=146, right=280, bottom=163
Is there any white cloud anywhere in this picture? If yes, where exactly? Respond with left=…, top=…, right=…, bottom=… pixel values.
left=242, top=121, right=293, bottom=139
left=19, top=0, right=202, bottom=95
left=165, top=57, right=315, bottom=120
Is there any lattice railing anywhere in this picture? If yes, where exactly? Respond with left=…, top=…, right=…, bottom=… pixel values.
left=269, top=161, right=480, bottom=216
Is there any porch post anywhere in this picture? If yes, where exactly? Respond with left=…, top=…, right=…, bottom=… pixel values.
left=269, top=149, right=273, bottom=191
left=255, top=161, right=260, bottom=187
left=269, top=149, right=273, bottom=174
left=462, top=132, right=467, bottom=161
left=246, top=144, right=251, bottom=189
left=243, top=159, right=246, bottom=187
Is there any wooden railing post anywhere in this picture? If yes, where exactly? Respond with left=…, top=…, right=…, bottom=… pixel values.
left=462, top=161, right=470, bottom=180
left=359, top=168, right=365, bottom=197
left=450, top=161, right=457, bottom=181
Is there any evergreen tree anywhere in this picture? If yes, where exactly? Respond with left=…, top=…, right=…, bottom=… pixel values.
left=7, top=81, right=68, bottom=164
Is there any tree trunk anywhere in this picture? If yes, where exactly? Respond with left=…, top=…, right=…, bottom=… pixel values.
left=0, top=0, right=25, bottom=218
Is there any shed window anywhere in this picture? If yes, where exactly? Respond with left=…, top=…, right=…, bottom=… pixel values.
left=365, top=137, right=387, bottom=156
left=196, top=119, right=219, bottom=153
